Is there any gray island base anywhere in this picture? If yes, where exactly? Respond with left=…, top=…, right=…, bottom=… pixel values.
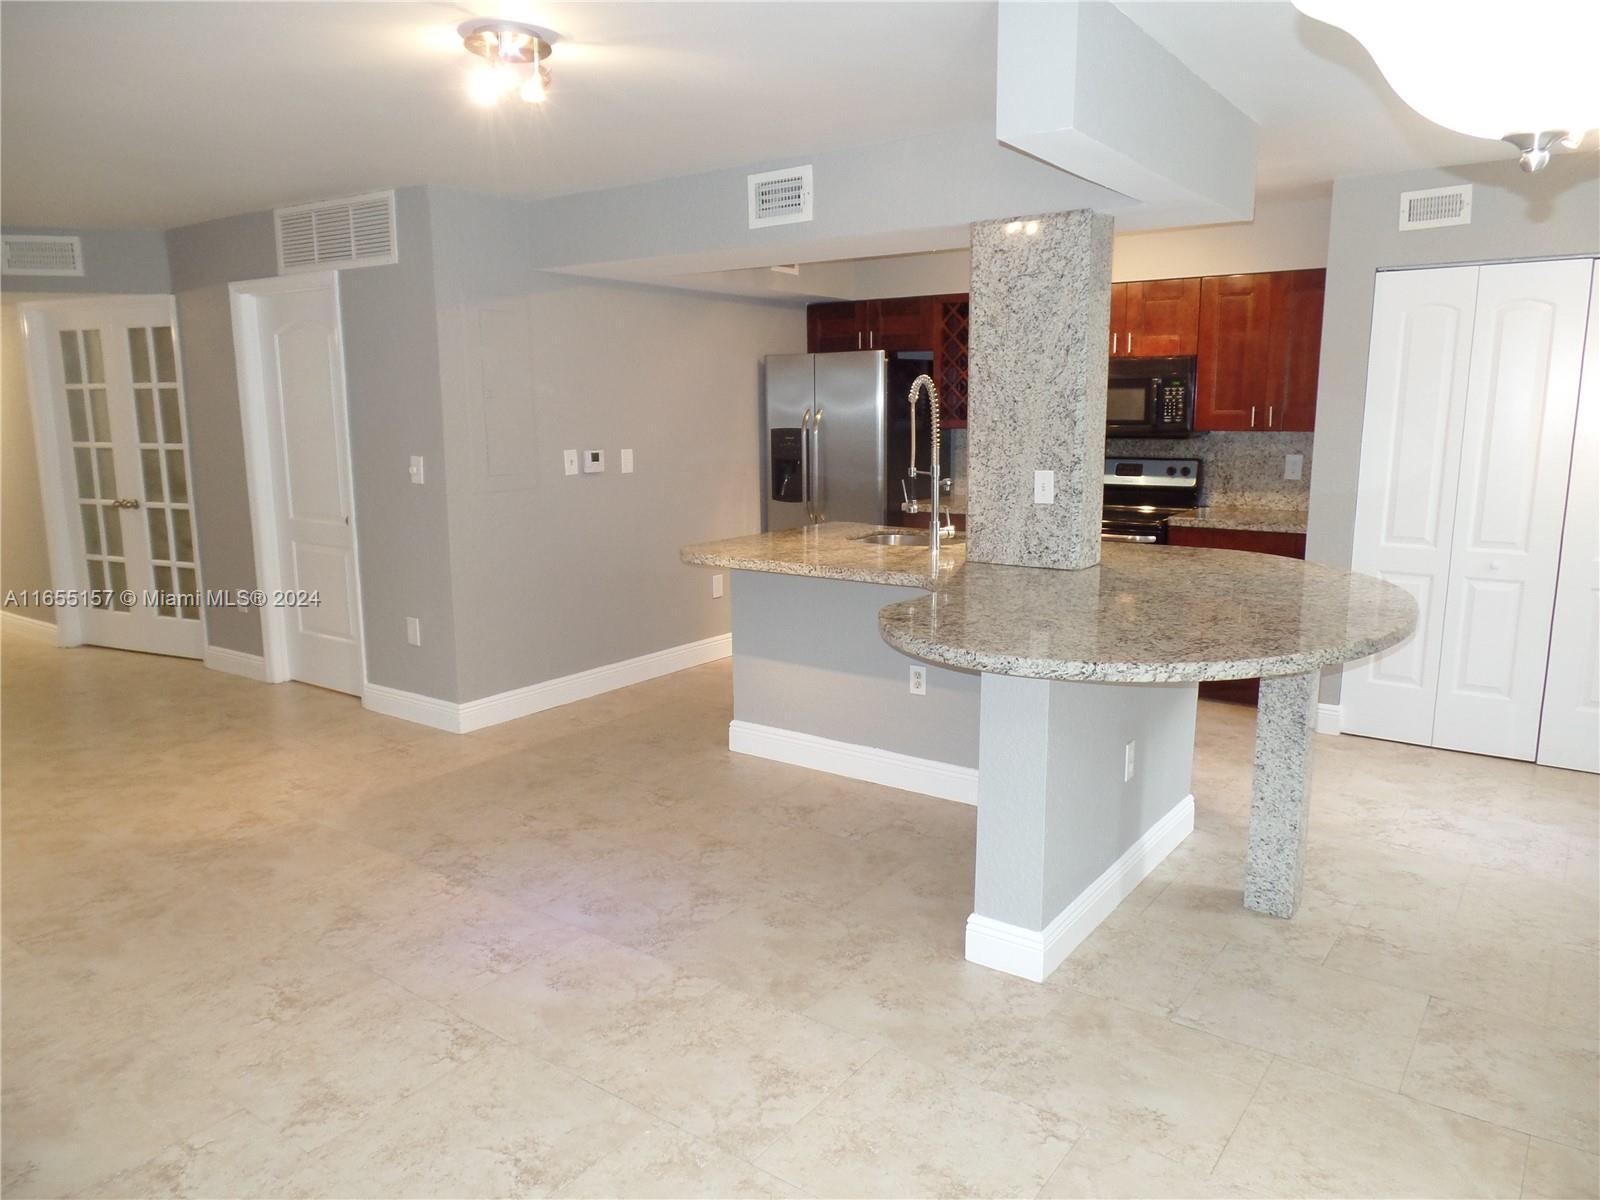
left=683, top=523, right=1416, bottom=983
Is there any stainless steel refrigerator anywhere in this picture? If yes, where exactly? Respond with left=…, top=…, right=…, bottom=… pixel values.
left=762, top=350, right=933, bottom=531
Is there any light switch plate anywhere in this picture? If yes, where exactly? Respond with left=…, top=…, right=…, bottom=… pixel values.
left=1034, top=470, right=1055, bottom=505
left=408, top=455, right=425, bottom=485
left=1284, top=453, right=1304, bottom=482
left=584, top=449, right=605, bottom=474
left=406, top=617, right=422, bottom=646
left=621, top=448, right=634, bottom=474
left=711, top=573, right=724, bottom=599
left=1124, top=739, right=1136, bottom=782
left=563, top=449, right=579, bottom=476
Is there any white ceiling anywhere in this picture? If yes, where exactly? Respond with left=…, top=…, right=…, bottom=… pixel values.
left=0, top=1, right=1535, bottom=232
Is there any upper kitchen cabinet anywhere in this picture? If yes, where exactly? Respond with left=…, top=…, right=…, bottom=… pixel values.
left=1196, top=268, right=1326, bottom=431
left=1122, top=278, right=1201, bottom=357
left=807, top=301, right=867, bottom=352
left=805, top=294, right=969, bottom=425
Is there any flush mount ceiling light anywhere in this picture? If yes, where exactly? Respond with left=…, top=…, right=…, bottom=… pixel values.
left=458, top=18, right=560, bottom=107
left=1292, top=0, right=1598, bottom=171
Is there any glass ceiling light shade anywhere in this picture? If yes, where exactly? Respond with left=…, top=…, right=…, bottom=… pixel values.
left=458, top=18, right=559, bottom=107
left=1292, top=0, right=1599, bottom=171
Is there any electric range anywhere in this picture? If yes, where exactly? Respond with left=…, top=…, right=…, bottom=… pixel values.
left=1101, top=456, right=1202, bottom=544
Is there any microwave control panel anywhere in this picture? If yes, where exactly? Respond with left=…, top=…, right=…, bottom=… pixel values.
left=1158, top=376, right=1190, bottom=424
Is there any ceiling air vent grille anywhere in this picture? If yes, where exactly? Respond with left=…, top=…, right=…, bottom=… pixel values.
left=275, top=190, right=397, bottom=274
left=2, top=234, right=84, bottom=277
left=1399, top=184, right=1472, bottom=231
left=748, top=166, right=813, bottom=229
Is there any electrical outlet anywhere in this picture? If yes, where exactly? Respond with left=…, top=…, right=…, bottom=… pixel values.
left=711, top=573, right=724, bottom=599
left=563, top=449, right=579, bottom=476
left=584, top=449, right=605, bottom=474
left=1284, top=452, right=1304, bottom=481
left=408, top=455, right=425, bottom=485
left=621, top=448, right=634, bottom=474
left=1124, top=739, right=1136, bottom=782
left=1034, top=469, right=1055, bottom=505
left=909, top=665, right=927, bottom=696
left=406, top=617, right=422, bottom=647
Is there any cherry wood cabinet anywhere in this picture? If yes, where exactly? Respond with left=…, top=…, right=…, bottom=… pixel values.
left=805, top=293, right=970, bottom=426
left=1109, top=278, right=1201, bottom=357
left=1196, top=269, right=1326, bottom=432
left=806, top=301, right=864, bottom=352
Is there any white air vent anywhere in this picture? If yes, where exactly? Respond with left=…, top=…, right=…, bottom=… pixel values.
left=275, top=190, right=397, bottom=274
left=748, top=166, right=813, bottom=229
left=1399, top=184, right=1472, bottom=231
left=2, top=234, right=83, bottom=277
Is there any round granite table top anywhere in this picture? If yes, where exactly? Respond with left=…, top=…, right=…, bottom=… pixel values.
left=877, top=543, right=1418, bottom=683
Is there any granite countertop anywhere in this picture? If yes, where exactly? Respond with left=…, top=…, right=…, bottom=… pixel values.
left=681, top=522, right=966, bottom=589
left=878, top=545, right=1415, bottom=683
left=1168, top=505, right=1309, bottom=535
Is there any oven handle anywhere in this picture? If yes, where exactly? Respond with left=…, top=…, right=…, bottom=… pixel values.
left=1101, top=532, right=1158, bottom=543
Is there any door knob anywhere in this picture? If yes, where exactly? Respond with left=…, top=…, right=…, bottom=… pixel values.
left=113, top=497, right=141, bottom=509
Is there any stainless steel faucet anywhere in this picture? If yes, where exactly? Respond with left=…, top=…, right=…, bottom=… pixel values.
left=906, top=373, right=953, bottom=569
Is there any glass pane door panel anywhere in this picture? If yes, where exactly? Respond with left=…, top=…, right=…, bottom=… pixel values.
left=59, top=327, right=130, bottom=614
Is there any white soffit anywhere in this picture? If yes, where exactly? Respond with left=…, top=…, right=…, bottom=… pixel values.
left=995, top=1, right=1257, bottom=225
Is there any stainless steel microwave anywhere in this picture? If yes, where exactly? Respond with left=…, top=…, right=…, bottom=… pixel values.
left=1107, top=355, right=1196, bottom=439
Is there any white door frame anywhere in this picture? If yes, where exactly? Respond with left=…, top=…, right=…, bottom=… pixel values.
left=18, top=293, right=205, bottom=651
left=228, top=271, right=367, bottom=690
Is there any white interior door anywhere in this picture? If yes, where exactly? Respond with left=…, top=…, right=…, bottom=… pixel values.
left=1432, top=259, right=1593, bottom=759
left=1342, top=266, right=1480, bottom=745
left=22, top=298, right=204, bottom=659
left=1537, top=267, right=1600, bottom=773
left=241, top=278, right=364, bottom=696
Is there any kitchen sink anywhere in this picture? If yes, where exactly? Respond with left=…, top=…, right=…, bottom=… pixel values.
left=852, top=530, right=965, bottom=547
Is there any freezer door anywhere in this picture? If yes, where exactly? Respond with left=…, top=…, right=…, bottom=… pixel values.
left=813, top=351, right=888, bottom=524
left=763, top=354, right=815, bottom=531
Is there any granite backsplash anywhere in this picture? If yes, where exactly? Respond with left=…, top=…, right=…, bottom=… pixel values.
left=1105, top=431, right=1312, bottom=510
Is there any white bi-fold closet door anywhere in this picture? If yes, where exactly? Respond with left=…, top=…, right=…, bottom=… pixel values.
left=1344, top=257, right=1597, bottom=767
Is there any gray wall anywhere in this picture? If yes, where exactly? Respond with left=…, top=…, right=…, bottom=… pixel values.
left=730, top=570, right=980, bottom=768
left=427, top=187, right=808, bottom=702
left=1306, top=155, right=1600, bottom=704
left=0, top=227, right=171, bottom=295
left=165, top=209, right=278, bottom=655
left=1, top=302, right=53, bottom=621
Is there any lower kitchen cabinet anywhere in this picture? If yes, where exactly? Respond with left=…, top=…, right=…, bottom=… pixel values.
left=1168, top=524, right=1306, bottom=705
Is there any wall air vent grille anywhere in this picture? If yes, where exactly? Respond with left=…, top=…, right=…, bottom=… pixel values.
left=1398, top=184, right=1472, bottom=231
left=2, top=234, right=83, bottom=276
left=275, top=190, right=397, bottom=274
left=748, top=166, right=813, bottom=228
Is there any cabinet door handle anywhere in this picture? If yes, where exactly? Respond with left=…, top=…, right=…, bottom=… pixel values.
left=869, top=331, right=875, bottom=349
left=1112, top=331, right=1118, bottom=355
left=1250, top=405, right=1257, bottom=429
left=856, top=331, right=862, bottom=350
left=1127, top=330, right=1133, bottom=355
left=1267, top=405, right=1275, bottom=428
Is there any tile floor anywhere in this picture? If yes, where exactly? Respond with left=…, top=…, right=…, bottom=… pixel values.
left=2, top=623, right=1597, bottom=1199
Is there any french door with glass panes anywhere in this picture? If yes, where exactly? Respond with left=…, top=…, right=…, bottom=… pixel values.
left=33, top=297, right=204, bottom=658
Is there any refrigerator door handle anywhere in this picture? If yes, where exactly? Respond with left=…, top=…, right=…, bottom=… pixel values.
left=811, top=406, right=823, bottom=523
left=800, top=407, right=814, bottom=522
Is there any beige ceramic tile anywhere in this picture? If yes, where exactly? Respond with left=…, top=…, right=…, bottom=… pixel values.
left=1213, top=1058, right=1529, bottom=1199
left=755, top=1051, right=1079, bottom=1198
left=1546, top=944, right=1600, bottom=1036
left=985, top=989, right=1271, bottom=1173
left=1048, top=912, right=1227, bottom=1017
left=558, top=1124, right=799, bottom=1199
left=1139, top=874, right=1355, bottom=962
left=82, top=1110, right=312, bottom=1199
left=1402, top=998, right=1600, bottom=1154
left=1322, top=906, right=1554, bottom=1027
left=1522, top=1137, right=1600, bottom=1200
left=1039, top=1128, right=1265, bottom=1199
left=1175, top=941, right=1429, bottom=1089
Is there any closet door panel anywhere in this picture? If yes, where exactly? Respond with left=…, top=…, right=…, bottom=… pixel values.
left=1538, top=265, right=1600, bottom=773
left=1433, top=258, right=1594, bottom=759
left=1342, top=267, right=1479, bottom=746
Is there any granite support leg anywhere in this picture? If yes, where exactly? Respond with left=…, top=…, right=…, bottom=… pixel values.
left=967, top=673, right=1197, bottom=982
left=966, top=209, right=1113, bottom=570
left=1244, top=670, right=1319, bottom=918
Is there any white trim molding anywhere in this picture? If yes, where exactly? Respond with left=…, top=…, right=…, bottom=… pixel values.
left=203, top=645, right=271, bottom=682
left=727, top=720, right=978, bottom=804
left=965, top=795, right=1195, bottom=982
left=1315, top=703, right=1343, bottom=735
left=362, top=633, right=733, bottom=734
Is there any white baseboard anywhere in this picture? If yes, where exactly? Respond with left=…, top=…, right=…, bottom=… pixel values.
left=727, top=719, right=978, bottom=804
left=1316, top=703, right=1343, bottom=735
left=965, top=794, right=1195, bottom=983
left=203, top=645, right=270, bottom=682
left=1, top=611, right=56, bottom=638
left=362, top=633, right=733, bottom=735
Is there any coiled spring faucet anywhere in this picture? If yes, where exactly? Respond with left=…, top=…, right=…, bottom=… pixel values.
left=906, top=373, right=952, bottom=568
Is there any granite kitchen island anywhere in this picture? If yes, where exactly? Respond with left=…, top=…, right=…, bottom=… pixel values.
left=683, top=522, right=1416, bottom=982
